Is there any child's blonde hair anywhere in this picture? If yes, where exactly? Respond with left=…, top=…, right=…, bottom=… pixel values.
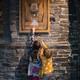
left=43, top=48, right=52, bottom=59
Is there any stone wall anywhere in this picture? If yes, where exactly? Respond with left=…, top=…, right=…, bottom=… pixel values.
left=78, top=0, right=80, bottom=79
left=0, top=0, right=79, bottom=80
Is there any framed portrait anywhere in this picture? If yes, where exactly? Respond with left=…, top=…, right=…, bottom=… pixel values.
left=19, top=0, right=50, bottom=33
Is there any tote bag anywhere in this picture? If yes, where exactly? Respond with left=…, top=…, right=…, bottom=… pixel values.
left=28, top=61, right=41, bottom=76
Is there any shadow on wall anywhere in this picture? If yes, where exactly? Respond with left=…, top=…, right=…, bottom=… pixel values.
left=14, top=52, right=28, bottom=80
left=15, top=37, right=31, bottom=80
left=68, top=0, right=79, bottom=80
left=15, top=52, right=29, bottom=80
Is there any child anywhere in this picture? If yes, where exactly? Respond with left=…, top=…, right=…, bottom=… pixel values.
left=32, top=40, right=54, bottom=80
left=28, top=50, right=41, bottom=80
left=39, top=42, right=54, bottom=80
left=28, top=27, right=42, bottom=80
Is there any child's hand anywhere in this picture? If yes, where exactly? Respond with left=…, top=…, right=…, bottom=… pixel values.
left=41, top=40, right=45, bottom=46
left=39, top=40, right=48, bottom=49
left=39, top=40, right=45, bottom=47
left=31, top=26, right=35, bottom=33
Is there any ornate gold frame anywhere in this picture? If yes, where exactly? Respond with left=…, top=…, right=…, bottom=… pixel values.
left=19, top=0, right=50, bottom=33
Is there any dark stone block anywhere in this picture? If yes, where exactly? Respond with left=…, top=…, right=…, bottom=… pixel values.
left=2, top=62, right=10, bottom=67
